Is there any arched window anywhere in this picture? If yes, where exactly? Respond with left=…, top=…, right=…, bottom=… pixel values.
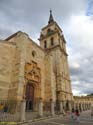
left=32, top=50, right=36, bottom=57
left=51, top=37, right=54, bottom=46
left=44, top=40, right=47, bottom=48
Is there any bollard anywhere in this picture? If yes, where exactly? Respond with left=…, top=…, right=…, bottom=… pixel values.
left=59, top=101, right=63, bottom=113
left=38, top=98, right=43, bottom=117
left=50, top=99, right=55, bottom=116
left=20, top=99, right=26, bottom=121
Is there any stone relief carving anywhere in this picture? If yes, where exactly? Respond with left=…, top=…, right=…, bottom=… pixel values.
left=25, top=61, right=41, bottom=82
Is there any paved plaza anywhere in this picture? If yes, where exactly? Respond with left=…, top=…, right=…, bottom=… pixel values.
left=22, top=110, right=93, bottom=125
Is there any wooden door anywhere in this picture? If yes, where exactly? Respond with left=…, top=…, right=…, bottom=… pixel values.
left=26, top=84, right=34, bottom=110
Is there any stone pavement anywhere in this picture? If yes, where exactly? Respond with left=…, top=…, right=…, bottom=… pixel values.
left=21, top=110, right=93, bottom=125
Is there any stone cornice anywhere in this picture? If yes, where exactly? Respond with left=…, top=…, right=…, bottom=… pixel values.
left=60, top=90, right=73, bottom=95
left=44, top=45, right=68, bottom=56
left=39, top=31, right=58, bottom=41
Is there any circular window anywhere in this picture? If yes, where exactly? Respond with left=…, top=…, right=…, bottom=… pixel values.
left=32, top=50, right=36, bottom=57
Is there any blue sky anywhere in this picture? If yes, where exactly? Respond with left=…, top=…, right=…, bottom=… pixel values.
left=0, top=0, right=93, bottom=96
left=86, top=0, right=93, bottom=16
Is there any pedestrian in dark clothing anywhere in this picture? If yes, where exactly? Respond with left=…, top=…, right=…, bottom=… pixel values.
left=71, top=108, right=75, bottom=120
left=75, top=109, right=80, bottom=122
left=3, top=104, right=8, bottom=113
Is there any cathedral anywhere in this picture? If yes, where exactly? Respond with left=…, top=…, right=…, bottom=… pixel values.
left=0, top=11, right=73, bottom=111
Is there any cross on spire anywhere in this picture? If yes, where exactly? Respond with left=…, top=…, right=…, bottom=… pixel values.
left=48, top=9, right=54, bottom=24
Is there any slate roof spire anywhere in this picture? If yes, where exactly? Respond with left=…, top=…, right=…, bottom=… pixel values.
left=48, top=9, right=54, bottom=24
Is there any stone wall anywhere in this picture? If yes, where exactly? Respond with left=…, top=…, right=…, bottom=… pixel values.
left=0, top=41, right=16, bottom=100
left=5, top=32, right=45, bottom=101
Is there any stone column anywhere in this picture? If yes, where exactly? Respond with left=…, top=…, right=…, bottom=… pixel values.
left=88, top=103, right=90, bottom=109
left=77, top=103, right=79, bottom=110
left=87, top=103, right=89, bottom=110
left=85, top=103, right=87, bottom=110
left=87, top=103, right=88, bottom=110
left=68, top=101, right=72, bottom=111
left=89, top=103, right=91, bottom=109
left=83, top=103, right=84, bottom=111
left=86, top=103, right=87, bottom=110
left=63, top=101, right=66, bottom=111
left=74, top=103, right=76, bottom=110
left=38, top=98, right=43, bottom=117
left=72, top=101, right=74, bottom=109
left=83, top=103, right=85, bottom=111
left=50, top=99, right=55, bottom=116
left=88, top=103, right=89, bottom=109
left=59, top=101, right=63, bottom=113
left=78, top=103, right=80, bottom=111
left=85, top=103, right=86, bottom=110
left=80, top=103, right=83, bottom=112
left=84, top=103, right=86, bottom=111
left=20, top=99, right=26, bottom=122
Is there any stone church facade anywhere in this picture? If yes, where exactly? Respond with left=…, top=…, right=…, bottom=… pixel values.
left=0, top=11, right=73, bottom=111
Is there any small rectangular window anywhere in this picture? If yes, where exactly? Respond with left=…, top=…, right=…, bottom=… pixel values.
left=44, top=40, right=47, bottom=48
left=51, top=37, right=54, bottom=46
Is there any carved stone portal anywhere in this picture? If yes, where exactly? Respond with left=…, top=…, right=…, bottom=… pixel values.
left=25, top=61, right=41, bottom=111
left=25, top=61, right=41, bottom=83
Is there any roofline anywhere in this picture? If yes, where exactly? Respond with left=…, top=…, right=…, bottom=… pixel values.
left=41, top=21, right=62, bottom=32
left=28, top=37, right=44, bottom=52
left=5, top=31, right=22, bottom=41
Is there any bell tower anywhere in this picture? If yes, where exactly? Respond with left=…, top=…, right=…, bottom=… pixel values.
left=39, top=10, right=73, bottom=108
left=39, top=10, right=67, bottom=54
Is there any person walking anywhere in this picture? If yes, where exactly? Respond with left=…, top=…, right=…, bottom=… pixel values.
left=71, top=108, right=75, bottom=120
left=0, top=103, right=4, bottom=113
left=75, top=108, right=80, bottom=122
left=3, top=104, right=8, bottom=113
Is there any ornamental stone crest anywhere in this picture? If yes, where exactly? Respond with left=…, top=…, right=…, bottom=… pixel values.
left=25, top=61, right=41, bottom=83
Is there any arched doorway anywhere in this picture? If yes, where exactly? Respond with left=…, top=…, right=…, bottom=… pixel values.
left=26, top=83, right=34, bottom=111
left=25, top=62, right=41, bottom=111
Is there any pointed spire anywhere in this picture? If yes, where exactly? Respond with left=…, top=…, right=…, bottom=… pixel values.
left=48, top=9, right=54, bottom=24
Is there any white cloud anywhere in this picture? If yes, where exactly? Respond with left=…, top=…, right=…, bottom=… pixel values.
left=64, top=14, right=93, bottom=95
left=72, top=90, right=81, bottom=96
left=72, top=62, right=80, bottom=69
left=66, top=15, right=93, bottom=50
